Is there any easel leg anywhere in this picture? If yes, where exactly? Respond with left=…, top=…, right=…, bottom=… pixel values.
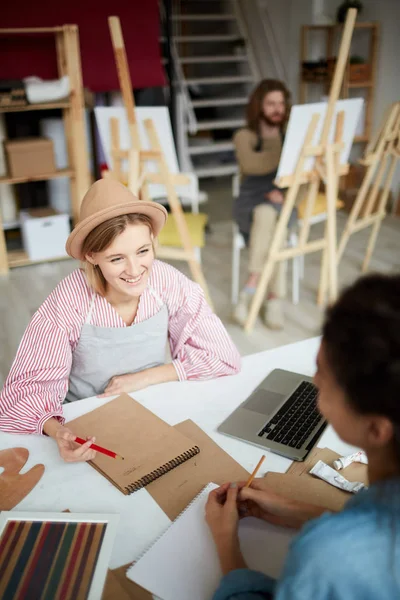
left=363, top=153, right=388, bottom=217
left=0, top=227, right=8, bottom=276
left=362, top=154, right=398, bottom=272
left=317, top=224, right=329, bottom=307
left=127, top=150, right=140, bottom=195
left=144, top=119, right=213, bottom=308
left=361, top=218, right=382, bottom=273
left=318, top=136, right=340, bottom=308
left=321, top=141, right=340, bottom=305
left=338, top=104, right=400, bottom=264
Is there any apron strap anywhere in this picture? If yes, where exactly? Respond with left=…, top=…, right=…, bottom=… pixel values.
left=147, top=285, right=164, bottom=309
left=85, top=293, right=96, bottom=325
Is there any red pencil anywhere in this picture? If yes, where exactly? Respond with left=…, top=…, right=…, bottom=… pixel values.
left=74, top=437, right=124, bottom=460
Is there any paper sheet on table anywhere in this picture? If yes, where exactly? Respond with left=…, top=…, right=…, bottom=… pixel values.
left=127, top=483, right=295, bottom=600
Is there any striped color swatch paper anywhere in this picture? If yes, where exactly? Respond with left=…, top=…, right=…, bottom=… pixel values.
left=0, top=518, right=110, bottom=600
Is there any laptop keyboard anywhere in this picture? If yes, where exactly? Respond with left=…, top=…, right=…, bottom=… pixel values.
left=258, top=381, right=323, bottom=450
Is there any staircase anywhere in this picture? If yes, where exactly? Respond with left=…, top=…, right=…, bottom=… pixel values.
left=165, top=0, right=261, bottom=179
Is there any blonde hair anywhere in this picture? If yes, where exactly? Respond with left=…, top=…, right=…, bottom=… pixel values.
left=81, top=213, right=155, bottom=295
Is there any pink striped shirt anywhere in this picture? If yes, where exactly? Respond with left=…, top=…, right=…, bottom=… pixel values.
left=0, top=260, right=241, bottom=435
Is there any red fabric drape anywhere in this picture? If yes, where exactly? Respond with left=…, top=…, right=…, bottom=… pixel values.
left=0, top=0, right=164, bottom=91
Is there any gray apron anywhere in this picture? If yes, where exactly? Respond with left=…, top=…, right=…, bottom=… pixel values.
left=66, top=286, right=169, bottom=402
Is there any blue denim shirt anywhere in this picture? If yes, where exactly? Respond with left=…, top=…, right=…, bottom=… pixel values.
left=213, top=478, right=400, bottom=600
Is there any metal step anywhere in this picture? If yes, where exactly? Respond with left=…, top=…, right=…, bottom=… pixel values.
left=178, top=54, right=248, bottom=64
left=191, top=96, right=248, bottom=108
left=194, top=163, right=239, bottom=178
left=188, top=141, right=235, bottom=155
left=172, top=14, right=236, bottom=21
left=193, top=118, right=245, bottom=131
left=161, top=34, right=243, bottom=43
left=182, top=75, right=253, bottom=85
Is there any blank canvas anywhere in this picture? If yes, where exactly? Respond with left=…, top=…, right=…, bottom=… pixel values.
left=276, top=98, right=364, bottom=183
left=94, top=106, right=198, bottom=204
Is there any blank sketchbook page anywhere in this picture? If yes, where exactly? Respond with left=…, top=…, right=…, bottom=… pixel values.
left=127, top=483, right=294, bottom=600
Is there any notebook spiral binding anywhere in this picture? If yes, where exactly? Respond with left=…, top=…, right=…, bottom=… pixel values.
left=126, top=482, right=217, bottom=576
left=124, top=445, right=200, bottom=495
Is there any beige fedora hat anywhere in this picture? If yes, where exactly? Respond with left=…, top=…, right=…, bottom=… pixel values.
left=66, top=179, right=168, bottom=260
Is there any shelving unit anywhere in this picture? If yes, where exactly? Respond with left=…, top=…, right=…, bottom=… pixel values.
left=0, top=25, right=90, bottom=275
left=300, top=22, right=379, bottom=143
left=0, top=168, right=73, bottom=185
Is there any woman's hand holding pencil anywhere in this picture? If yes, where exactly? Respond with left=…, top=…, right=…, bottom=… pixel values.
left=43, top=418, right=97, bottom=463
left=42, top=418, right=124, bottom=463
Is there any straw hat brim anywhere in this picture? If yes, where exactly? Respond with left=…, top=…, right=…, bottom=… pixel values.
left=66, top=201, right=168, bottom=260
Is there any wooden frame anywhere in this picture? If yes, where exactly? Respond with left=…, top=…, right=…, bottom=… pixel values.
left=243, top=9, right=358, bottom=333
left=336, top=102, right=400, bottom=273
left=0, top=25, right=90, bottom=275
left=107, top=16, right=213, bottom=307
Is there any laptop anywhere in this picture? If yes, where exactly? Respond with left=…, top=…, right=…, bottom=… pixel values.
left=218, top=369, right=327, bottom=461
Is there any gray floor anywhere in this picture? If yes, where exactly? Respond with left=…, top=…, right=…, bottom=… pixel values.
left=1, top=178, right=400, bottom=386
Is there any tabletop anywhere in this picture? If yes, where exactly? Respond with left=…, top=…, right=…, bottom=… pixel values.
left=0, top=336, right=356, bottom=569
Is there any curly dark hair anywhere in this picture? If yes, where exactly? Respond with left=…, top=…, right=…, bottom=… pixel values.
left=246, top=79, right=291, bottom=133
left=322, top=273, right=400, bottom=458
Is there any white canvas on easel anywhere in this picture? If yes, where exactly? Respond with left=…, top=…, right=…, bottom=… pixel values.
left=95, top=106, right=199, bottom=207
left=276, top=98, right=364, bottom=184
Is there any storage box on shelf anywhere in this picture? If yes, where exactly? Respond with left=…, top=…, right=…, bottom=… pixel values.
left=0, top=25, right=90, bottom=275
left=4, top=137, right=56, bottom=178
left=20, top=208, right=70, bottom=261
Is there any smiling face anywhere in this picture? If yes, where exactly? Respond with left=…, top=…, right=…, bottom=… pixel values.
left=86, top=223, right=154, bottom=299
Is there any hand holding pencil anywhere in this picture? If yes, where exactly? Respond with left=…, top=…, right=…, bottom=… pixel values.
left=54, top=425, right=97, bottom=463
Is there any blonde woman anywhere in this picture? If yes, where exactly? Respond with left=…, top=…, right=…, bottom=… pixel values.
left=0, top=179, right=240, bottom=461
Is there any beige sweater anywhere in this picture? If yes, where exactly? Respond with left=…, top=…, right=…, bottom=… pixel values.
left=233, top=128, right=282, bottom=176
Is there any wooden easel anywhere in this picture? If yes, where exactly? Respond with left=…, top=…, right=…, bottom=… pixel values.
left=243, top=9, right=357, bottom=333
left=107, top=16, right=213, bottom=308
left=336, top=101, right=400, bottom=272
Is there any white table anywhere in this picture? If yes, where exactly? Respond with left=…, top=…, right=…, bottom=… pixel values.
left=0, top=337, right=356, bottom=569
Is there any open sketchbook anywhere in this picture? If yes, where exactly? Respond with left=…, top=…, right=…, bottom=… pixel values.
left=127, top=483, right=295, bottom=600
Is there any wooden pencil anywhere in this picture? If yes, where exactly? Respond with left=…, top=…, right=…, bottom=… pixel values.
left=244, top=455, right=266, bottom=488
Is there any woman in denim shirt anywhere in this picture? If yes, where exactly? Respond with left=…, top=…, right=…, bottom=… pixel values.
left=206, top=273, right=400, bottom=599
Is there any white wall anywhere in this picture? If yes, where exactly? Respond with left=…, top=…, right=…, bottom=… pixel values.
left=241, top=0, right=313, bottom=100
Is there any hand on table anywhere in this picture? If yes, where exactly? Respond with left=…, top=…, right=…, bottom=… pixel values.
left=97, top=372, right=147, bottom=398
left=55, top=426, right=97, bottom=463
left=265, top=189, right=284, bottom=205
left=98, top=364, right=179, bottom=398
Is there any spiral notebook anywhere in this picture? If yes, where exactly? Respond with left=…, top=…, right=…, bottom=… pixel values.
left=127, top=483, right=295, bottom=600
left=67, top=394, right=200, bottom=495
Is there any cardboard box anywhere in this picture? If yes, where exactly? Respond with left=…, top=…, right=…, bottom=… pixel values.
left=4, top=137, right=56, bottom=178
left=20, top=208, right=70, bottom=261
